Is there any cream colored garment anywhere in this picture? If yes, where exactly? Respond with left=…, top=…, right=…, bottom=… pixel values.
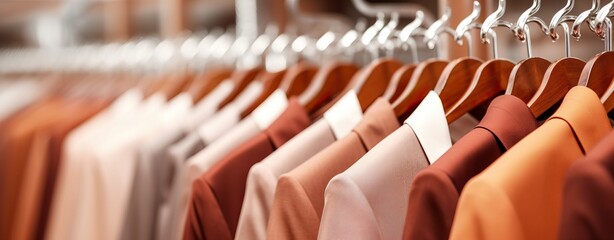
left=235, top=119, right=336, bottom=240
left=46, top=89, right=144, bottom=240
left=318, top=92, right=475, bottom=240
left=47, top=92, right=191, bottom=240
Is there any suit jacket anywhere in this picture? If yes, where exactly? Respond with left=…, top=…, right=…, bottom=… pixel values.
left=403, top=95, right=537, bottom=240
left=318, top=91, right=473, bottom=240
left=559, top=130, right=614, bottom=240
left=450, top=86, right=612, bottom=240
left=234, top=119, right=336, bottom=240
left=183, top=99, right=310, bottom=240
left=266, top=99, right=400, bottom=240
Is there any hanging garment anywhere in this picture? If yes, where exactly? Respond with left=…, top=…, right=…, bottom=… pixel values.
left=450, top=86, right=612, bottom=240
left=403, top=95, right=537, bottom=240
left=0, top=97, right=68, bottom=240
left=0, top=80, right=46, bottom=121
left=317, top=91, right=475, bottom=240
left=170, top=115, right=261, bottom=240
left=559, top=130, right=614, bottom=240
left=266, top=98, right=399, bottom=240
left=183, top=99, right=310, bottom=240
left=11, top=97, right=110, bottom=240
left=46, top=89, right=144, bottom=240
left=234, top=118, right=336, bottom=240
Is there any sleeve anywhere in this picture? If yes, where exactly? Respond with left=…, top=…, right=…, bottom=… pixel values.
left=318, top=175, right=381, bottom=240
left=234, top=165, right=277, bottom=240
left=403, top=170, right=459, bottom=240
left=266, top=175, right=320, bottom=240
left=449, top=179, right=523, bottom=240
left=182, top=177, right=232, bottom=240
left=559, top=162, right=614, bottom=240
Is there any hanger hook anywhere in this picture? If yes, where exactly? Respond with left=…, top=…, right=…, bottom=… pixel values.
left=455, top=1, right=481, bottom=43
left=481, top=0, right=507, bottom=44
left=425, top=7, right=451, bottom=47
left=572, top=0, right=600, bottom=39
left=515, top=0, right=541, bottom=41
left=399, top=11, right=425, bottom=63
left=594, top=0, right=613, bottom=51
left=426, top=7, right=472, bottom=58
left=549, top=0, right=575, bottom=40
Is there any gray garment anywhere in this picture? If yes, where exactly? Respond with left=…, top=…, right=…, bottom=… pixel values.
left=156, top=132, right=206, bottom=240
left=121, top=128, right=187, bottom=240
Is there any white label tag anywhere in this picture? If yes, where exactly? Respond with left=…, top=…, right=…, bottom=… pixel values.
left=251, top=89, right=289, bottom=130
left=323, top=90, right=363, bottom=139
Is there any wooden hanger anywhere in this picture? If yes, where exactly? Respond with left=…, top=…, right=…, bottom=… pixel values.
left=579, top=51, right=614, bottom=97
left=434, top=57, right=483, bottom=123
left=392, top=59, right=448, bottom=120
left=601, top=78, right=614, bottom=112
left=158, top=72, right=194, bottom=99
left=505, top=57, right=550, bottom=103
left=279, top=62, right=318, bottom=96
left=299, top=62, right=359, bottom=114
left=187, top=68, right=234, bottom=102
left=217, top=67, right=263, bottom=108
left=240, top=70, right=287, bottom=118
left=350, top=58, right=403, bottom=111
left=528, top=56, right=585, bottom=117
left=382, top=64, right=416, bottom=103
left=446, top=59, right=515, bottom=122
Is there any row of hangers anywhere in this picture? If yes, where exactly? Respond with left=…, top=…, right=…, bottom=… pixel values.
left=3, top=0, right=614, bottom=125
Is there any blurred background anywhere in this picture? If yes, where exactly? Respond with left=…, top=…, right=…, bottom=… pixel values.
left=0, top=0, right=608, bottom=61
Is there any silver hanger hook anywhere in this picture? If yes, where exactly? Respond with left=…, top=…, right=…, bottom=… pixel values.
left=456, top=1, right=499, bottom=59
left=572, top=0, right=600, bottom=39
left=425, top=7, right=472, bottom=58
left=398, top=11, right=425, bottom=63
left=515, top=0, right=541, bottom=41
left=481, top=0, right=506, bottom=44
left=594, top=0, right=613, bottom=51
left=549, top=0, right=575, bottom=40
left=455, top=1, right=481, bottom=43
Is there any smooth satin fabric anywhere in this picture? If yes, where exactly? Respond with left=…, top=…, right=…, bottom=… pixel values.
left=403, top=95, right=537, bottom=240
left=183, top=99, right=310, bottom=240
left=235, top=119, right=336, bottom=240
left=559, top=130, right=614, bottom=240
left=266, top=99, right=400, bottom=240
left=450, top=87, right=612, bottom=240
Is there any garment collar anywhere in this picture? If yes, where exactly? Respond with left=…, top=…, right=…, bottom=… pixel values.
left=405, top=91, right=452, bottom=163
left=352, top=98, right=399, bottom=149
left=265, top=98, right=310, bottom=148
left=548, top=86, right=611, bottom=153
left=477, top=95, right=537, bottom=150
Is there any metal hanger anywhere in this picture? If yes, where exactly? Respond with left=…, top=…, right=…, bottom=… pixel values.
left=571, top=0, right=600, bottom=39
left=580, top=0, right=614, bottom=110
left=428, top=7, right=484, bottom=123
left=502, top=0, right=551, bottom=103
left=382, top=12, right=426, bottom=102
left=391, top=8, right=456, bottom=120
left=528, top=1, right=586, bottom=118
left=446, top=1, right=514, bottom=122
